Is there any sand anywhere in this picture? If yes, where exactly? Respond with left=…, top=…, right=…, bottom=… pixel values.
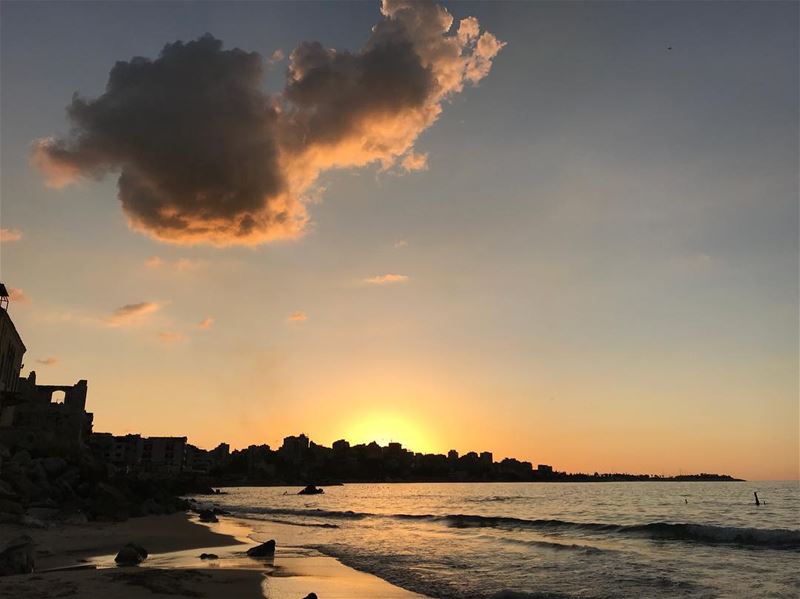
left=0, top=512, right=428, bottom=598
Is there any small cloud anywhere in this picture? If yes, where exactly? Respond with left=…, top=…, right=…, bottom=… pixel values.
left=174, top=258, right=201, bottom=272
left=288, top=311, right=308, bottom=322
left=145, top=256, right=163, bottom=268
left=0, top=228, right=23, bottom=243
left=107, top=301, right=161, bottom=327
left=364, top=274, right=409, bottom=285
left=269, top=48, right=285, bottom=63
left=400, top=152, right=428, bottom=172
left=36, top=357, right=59, bottom=366
left=8, top=288, right=30, bottom=304
left=144, top=256, right=202, bottom=272
left=197, top=317, right=215, bottom=330
left=394, top=240, right=408, bottom=249
left=157, top=331, right=185, bottom=344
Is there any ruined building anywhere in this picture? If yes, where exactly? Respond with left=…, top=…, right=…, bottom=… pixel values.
left=0, top=284, right=93, bottom=461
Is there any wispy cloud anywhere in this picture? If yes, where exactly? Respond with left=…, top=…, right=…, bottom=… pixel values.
left=197, top=317, right=215, bottom=330
left=145, top=255, right=163, bottom=268
left=288, top=311, right=308, bottom=322
left=157, top=331, right=185, bottom=344
left=364, top=274, right=409, bottom=285
left=400, top=152, right=428, bottom=172
left=8, top=287, right=30, bottom=304
left=144, top=256, right=203, bottom=272
left=106, top=301, right=162, bottom=327
left=0, top=228, right=23, bottom=243
left=36, top=357, right=59, bottom=366
left=394, top=240, right=408, bottom=249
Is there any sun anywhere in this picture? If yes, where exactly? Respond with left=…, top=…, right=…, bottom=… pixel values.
left=344, top=411, right=437, bottom=453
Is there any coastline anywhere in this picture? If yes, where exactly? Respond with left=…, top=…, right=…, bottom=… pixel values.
left=0, top=511, right=428, bottom=599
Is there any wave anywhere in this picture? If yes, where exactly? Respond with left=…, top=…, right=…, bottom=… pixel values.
left=258, top=517, right=340, bottom=529
left=230, top=506, right=800, bottom=549
left=488, top=593, right=577, bottom=599
left=439, top=515, right=800, bottom=549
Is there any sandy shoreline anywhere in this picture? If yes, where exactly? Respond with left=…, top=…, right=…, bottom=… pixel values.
left=0, top=512, right=427, bottom=598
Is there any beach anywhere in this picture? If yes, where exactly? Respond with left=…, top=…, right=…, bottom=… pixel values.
left=0, top=511, right=428, bottom=599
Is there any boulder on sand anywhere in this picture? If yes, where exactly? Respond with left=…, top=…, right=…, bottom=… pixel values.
left=199, top=553, right=219, bottom=560
left=246, top=539, right=276, bottom=557
left=198, top=509, right=218, bottom=523
left=114, top=542, right=148, bottom=566
left=298, top=485, right=324, bottom=495
left=0, top=535, right=35, bottom=576
left=303, top=594, right=318, bottom=599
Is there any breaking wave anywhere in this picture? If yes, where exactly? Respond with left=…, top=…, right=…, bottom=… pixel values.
left=233, top=506, right=800, bottom=549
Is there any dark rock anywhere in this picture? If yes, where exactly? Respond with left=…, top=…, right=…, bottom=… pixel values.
left=198, top=509, right=218, bottom=523
left=9, top=451, right=32, bottom=467
left=41, top=457, right=68, bottom=477
left=246, top=539, right=276, bottom=557
left=0, top=535, right=35, bottom=576
left=303, top=594, right=318, bottom=599
left=298, top=485, right=324, bottom=495
left=61, top=511, right=89, bottom=525
left=0, top=498, right=23, bottom=516
left=199, top=553, right=219, bottom=560
left=0, top=480, right=18, bottom=500
left=25, top=507, right=60, bottom=522
left=114, top=542, right=148, bottom=566
left=87, top=482, right=130, bottom=521
left=0, top=513, right=21, bottom=525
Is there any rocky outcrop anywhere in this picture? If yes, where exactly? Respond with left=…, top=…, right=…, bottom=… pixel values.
left=298, top=485, right=324, bottom=495
left=114, top=542, right=148, bottom=566
left=0, top=535, right=35, bottom=576
left=0, top=448, right=190, bottom=525
left=246, top=539, right=276, bottom=557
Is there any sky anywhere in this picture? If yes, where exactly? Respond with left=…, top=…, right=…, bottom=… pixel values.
left=0, top=1, right=797, bottom=480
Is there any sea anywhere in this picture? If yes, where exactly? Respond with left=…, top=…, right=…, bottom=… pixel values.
left=201, top=481, right=799, bottom=598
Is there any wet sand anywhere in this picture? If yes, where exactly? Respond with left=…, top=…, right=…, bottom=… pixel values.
left=0, top=512, right=428, bottom=598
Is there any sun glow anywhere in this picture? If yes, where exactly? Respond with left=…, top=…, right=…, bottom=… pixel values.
left=344, top=411, right=437, bottom=453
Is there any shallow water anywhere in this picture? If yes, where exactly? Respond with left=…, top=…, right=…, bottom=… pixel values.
left=195, top=481, right=800, bottom=598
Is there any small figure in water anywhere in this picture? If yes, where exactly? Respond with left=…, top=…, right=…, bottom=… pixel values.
left=684, top=498, right=688, bottom=504
left=754, top=491, right=760, bottom=506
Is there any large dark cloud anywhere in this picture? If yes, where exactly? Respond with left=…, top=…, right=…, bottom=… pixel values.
left=34, top=0, right=504, bottom=246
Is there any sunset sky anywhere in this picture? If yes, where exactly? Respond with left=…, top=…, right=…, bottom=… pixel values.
left=1, top=1, right=797, bottom=480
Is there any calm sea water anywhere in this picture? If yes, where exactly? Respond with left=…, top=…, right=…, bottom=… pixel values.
left=202, top=482, right=799, bottom=598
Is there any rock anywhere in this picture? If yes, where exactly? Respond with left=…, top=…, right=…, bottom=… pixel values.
left=9, top=451, right=32, bottom=468
left=0, top=535, right=35, bottom=576
left=0, top=513, right=21, bottom=525
left=0, top=480, right=17, bottom=500
left=87, top=483, right=130, bottom=521
left=41, top=457, right=68, bottom=477
left=0, top=499, right=23, bottom=516
left=5, top=471, right=38, bottom=501
left=303, top=594, right=319, bottom=599
left=26, top=507, right=60, bottom=522
left=298, top=485, right=324, bottom=495
left=198, top=509, right=218, bottom=523
left=19, top=515, right=46, bottom=529
left=246, top=539, right=276, bottom=558
left=61, top=511, right=88, bottom=525
left=57, top=466, right=81, bottom=488
left=199, top=553, right=219, bottom=560
left=114, top=542, right=148, bottom=566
